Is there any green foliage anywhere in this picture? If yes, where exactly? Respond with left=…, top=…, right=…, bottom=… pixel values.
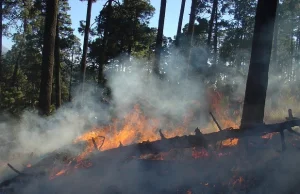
left=0, top=0, right=81, bottom=114
left=89, top=0, right=155, bottom=63
left=1, top=0, right=300, bottom=116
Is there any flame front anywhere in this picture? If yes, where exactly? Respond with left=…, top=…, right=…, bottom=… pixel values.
left=209, top=89, right=240, bottom=146
left=74, top=104, right=190, bottom=160
left=50, top=91, right=241, bottom=179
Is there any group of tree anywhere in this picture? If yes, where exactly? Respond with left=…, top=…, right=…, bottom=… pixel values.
left=0, top=0, right=299, bottom=128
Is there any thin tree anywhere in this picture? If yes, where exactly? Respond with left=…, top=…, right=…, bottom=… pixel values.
left=212, top=1, right=218, bottom=65
left=186, top=0, right=197, bottom=73
left=80, top=0, right=95, bottom=83
left=69, top=47, right=75, bottom=102
left=38, top=0, right=59, bottom=115
left=98, top=0, right=113, bottom=87
left=175, top=0, right=186, bottom=47
left=153, top=0, right=167, bottom=77
left=272, top=0, right=279, bottom=70
left=54, top=14, right=61, bottom=109
left=0, top=0, right=2, bottom=81
left=240, top=0, right=278, bottom=128
left=207, top=0, right=218, bottom=46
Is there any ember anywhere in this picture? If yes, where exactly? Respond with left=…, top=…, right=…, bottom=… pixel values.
left=192, top=147, right=209, bottom=159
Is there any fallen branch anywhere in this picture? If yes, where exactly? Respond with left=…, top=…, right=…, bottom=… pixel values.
left=7, top=163, right=25, bottom=175
left=209, top=112, right=222, bottom=131
left=92, top=116, right=300, bottom=159
left=98, top=136, right=105, bottom=149
left=92, top=138, right=98, bottom=150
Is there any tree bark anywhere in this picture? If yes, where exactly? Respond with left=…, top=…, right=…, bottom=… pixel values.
left=186, top=0, right=197, bottom=74
left=80, top=0, right=93, bottom=84
left=69, top=49, right=74, bottom=102
left=54, top=15, right=61, bottom=109
left=212, top=2, right=218, bottom=66
left=0, top=0, right=2, bottom=81
left=175, top=0, right=186, bottom=47
left=271, top=0, right=279, bottom=71
left=187, top=0, right=196, bottom=38
left=240, top=0, right=278, bottom=129
left=153, top=0, right=167, bottom=77
left=98, top=0, right=113, bottom=87
left=289, top=21, right=294, bottom=81
left=207, top=0, right=218, bottom=47
left=38, top=0, right=59, bottom=116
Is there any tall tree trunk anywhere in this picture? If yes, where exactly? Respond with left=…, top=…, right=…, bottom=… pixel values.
left=153, top=0, right=167, bottom=77
left=186, top=0, right=197, bottom=75
left=54, top=16, right=61, bottom=109
left=69, top=49, right=74, bottom=102
left=290, top=26, right=294, bottom=81
left=38, top=0, right=59, bottom=116
left=207, top=0, right=218, bottom=46
left=98, top=0, right=112, bottom=87
left=240, top=0, right=278, bottom=129
left=272, top=0, right=279, bottom=72
left=175, top=0, right=186, bottom=47
left=80, top=0, right=93, bottom=84
left=212, top=2, right=218, bottom=66
left=187, top=0, right=196, bottom=38
left=0, top=0, right=2, bottom=81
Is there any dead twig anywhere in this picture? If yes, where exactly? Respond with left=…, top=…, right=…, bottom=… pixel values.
left=98, top=136, right=105, bottom=149
left=285, top=109, right=299, bottom=121
left=7, top=163, right=27, bottom=176
left=280, top=109, right=300, bottom=151
left=92, top=138, right=98, bottom=151
left=209, top=112, right=223, bottom=131
left=159, top=129, right=166, bottom=140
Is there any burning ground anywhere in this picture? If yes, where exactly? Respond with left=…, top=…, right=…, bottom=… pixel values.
left=2, top=96, right=300, bottom=194
left=1, top=62, right=300, bottom=193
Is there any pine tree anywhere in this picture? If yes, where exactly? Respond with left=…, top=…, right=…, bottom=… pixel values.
left=38, top=0, right=59, bottom=115
left=153, top=0, right=166, bottom=77
left=240, top=0, right=278, bottom=128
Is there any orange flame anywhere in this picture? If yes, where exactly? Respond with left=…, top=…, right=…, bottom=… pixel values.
left=74, top=105, right=190, bottom=160
left=208, top=89, right=240, bottom=146
left=49, top=90, right=242, bottom=179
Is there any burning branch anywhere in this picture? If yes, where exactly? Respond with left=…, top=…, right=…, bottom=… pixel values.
left=92, top=138, right=98, bottom=151
left=159, top=129, right=166, bottom=140
left=7, top=163, right=28, bottom=176
left=209, top=112, right=223, bottom=131
left=98, top=136, right=105, bottom=149
left=88, top=110, right=300, bottom=159
left=91, top=136, right=106, bottom=151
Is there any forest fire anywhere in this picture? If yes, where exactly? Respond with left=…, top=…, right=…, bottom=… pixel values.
left=75, top=89, right=240, bottom=155
left=46, top=90, right=244, bottom=180
left=1, top=0, right=298, bottom=192
left=74, top=104, right=189, bottom=159
left=47, top=90, right=242, bottom=180
left=74, top=98, right=239, bottom=160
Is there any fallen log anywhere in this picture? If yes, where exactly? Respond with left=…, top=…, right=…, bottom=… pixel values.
left=2, top=111, right=300, bottom=189
left=92, top=118, right=300, bottom=160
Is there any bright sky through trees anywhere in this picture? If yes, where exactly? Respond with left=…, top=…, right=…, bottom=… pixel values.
left=3, top=0, right=192, bottom=49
